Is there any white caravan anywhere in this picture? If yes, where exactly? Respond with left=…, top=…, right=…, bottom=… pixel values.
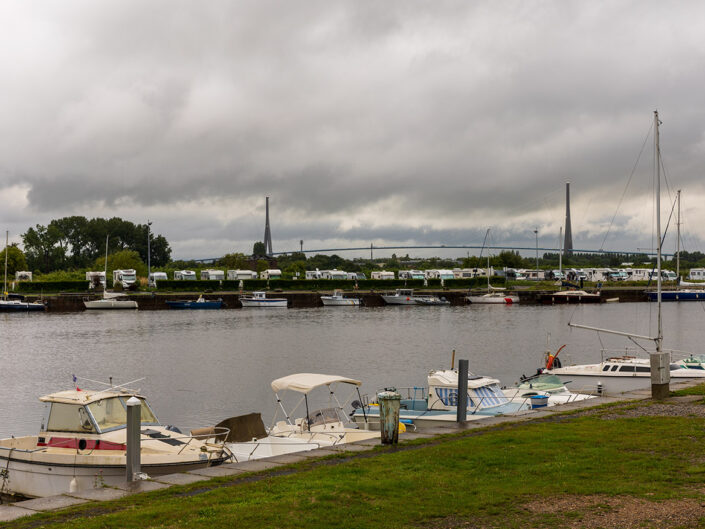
left=112, top=269, right=137, bottom=288
left=174, top=270, right=196, bottom=280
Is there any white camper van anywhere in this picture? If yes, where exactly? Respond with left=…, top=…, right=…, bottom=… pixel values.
left=86, top=271, right=106, bottom=289
left=321, top=269, right=348, bottom=280
left=113, top=269, right=137, bottom=288
left=371, top=271, right=395, bottom=280
left=200, top=269, right=225, bottom=281
left=306, top=270, right=322, bottom=280
left=399, top=270, right=425, bottom=280
left=14, top=271, right=32, bottom=282
left=259, top=269, right=282, bottom=280
left=148, top=272, right=168, bottom=287
left=174, top=270, right=196, bottom=280
left=227, top=269, right=258, bottom=280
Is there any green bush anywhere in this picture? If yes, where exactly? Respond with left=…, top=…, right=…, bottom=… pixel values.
left=16, top=281, right=90, bottom=293
left=154, top=280, right=222, bottom=291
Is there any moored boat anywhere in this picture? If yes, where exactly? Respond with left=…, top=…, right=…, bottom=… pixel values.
left=1, top=231, right=45, bottom=312
left=539, top=289, right=601, bottom=304
left=239, top=291, right=287, bottom=308
left=0, top=385, right=230, bottom=498
left=165, top=295, right=223, bottom=309
left=320, top=290, right=360, bottom=306
left=225, top=373, right=378, bottom=461
left=381, top=289, right=422, bottom=305
left=83, top=235, right=138, bottom=310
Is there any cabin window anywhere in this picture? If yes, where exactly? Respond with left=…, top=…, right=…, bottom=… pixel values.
left=619, top=366, right=635, bottom=372
left=47, top=403, right=96, bottom=433
left=602, top=365, right=610, bottom=371
left=635, top=366, right=650, bottom=373
left=611, top=365, right=619, bottom=371
left=87, top=397, right=158, bottom=432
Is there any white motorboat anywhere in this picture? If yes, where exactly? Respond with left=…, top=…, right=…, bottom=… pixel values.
left=83, top=236, right=138, bottom=310
left=547, top=354, right=705, bottom=394
left=0, top=384, right=229, bottom=498
left=240, top=291, right=288, bottom=308
left=502, top=373, right=597, bottom=405
left=381, top=289, right=422, bottom=305
left=320, top=290, right=360, bottom=306
left=226, top=373, right=378, bottom=461
left=352, top=369, right=535, bottom=429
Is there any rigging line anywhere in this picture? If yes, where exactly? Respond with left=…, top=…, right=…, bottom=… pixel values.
left=600, top=120, right=654, bottom=251
left=628, top=335, right=650, bottom=354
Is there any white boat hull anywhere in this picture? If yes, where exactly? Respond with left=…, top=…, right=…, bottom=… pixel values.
left=549, top=370, right=705, bottom=395
left=240, top=299, right=287, bottom=308
left=83, top=299, right=138, bottom=310
left=381, top=296, right=418, bottom=305
left=321, top=297, right=360, bottom=306
left=0, top=446, right=221, bottom=498
left=466, top=295, right=519, bottom=304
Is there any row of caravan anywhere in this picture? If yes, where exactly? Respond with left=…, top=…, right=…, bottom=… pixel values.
left=86, top=269, right=283, bottom=289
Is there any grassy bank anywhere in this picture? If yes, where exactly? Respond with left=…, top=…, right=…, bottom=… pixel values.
left=7, top=391, right=705, bottom=528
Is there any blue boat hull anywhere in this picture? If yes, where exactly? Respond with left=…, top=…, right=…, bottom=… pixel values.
left=165, top=300, right=223, bottom=309
left=647, top=291, right=705, bottom=301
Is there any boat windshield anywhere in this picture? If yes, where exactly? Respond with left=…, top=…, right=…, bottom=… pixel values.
left=519, top=374, right=563, bottom=388
left=87, top=397, right=158, bottom=432
left=684, top=354, right=705, bottom=363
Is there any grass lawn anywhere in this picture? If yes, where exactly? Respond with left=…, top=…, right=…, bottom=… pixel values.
left=7, top=396, right=705, bottom=529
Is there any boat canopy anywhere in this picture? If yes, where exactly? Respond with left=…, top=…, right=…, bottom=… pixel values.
left=271, top=373, right=362, bottom=394
left=39, top=388, right=143, bottom=405
left=427, top=369, right=501, bottom=389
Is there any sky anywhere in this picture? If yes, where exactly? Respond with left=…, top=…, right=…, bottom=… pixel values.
left=1, top=1, right=704, bottom=260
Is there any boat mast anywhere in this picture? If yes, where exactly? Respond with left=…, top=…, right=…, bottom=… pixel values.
left=676, top=189, right=681, bottom=281
left=3, top=231, right=7, bottom=301
left=655, top=110, right=662, bottom=353
left=104, top=234, right=109, bottom=300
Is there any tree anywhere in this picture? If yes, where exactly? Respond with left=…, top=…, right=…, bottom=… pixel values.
left=0, top=245, right=28, bottom=276
left=252, top=241, right=266, bottom=257
left=218, top=253, right=249, bottom=269
left=94, top=250, right=146, bottom=279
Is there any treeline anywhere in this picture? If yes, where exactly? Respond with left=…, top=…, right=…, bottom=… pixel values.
left=22, top=216, right=171, bottom=273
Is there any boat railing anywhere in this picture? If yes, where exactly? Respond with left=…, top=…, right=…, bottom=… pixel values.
left=599, top=348, right=683, bottom=362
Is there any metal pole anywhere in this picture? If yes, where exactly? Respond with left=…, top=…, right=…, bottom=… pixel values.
left=147, top=221, right=152, bottom=287
left=651, top=110, right=669, bottom=400
left=534, top=228, right=539, bottom=274
left=457, top=359, right=468, bottom=423
left=300, top=240, right=303, bottom=253
left=3, top=231, right=8, bottom=300
left=126, top=397, right=141, bottom=482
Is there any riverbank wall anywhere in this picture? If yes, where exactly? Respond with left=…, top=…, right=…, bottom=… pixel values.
left=28, top=287, right=650, bottom=312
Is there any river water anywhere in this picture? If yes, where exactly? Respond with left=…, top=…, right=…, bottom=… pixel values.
left=1, top=302, right=704, bottom=437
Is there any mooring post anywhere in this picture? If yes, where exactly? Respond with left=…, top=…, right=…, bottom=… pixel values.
left=650, top=351, right=670, bottom=400
left=126, top=397, right=141, bottom=482
left=457, top=359, right=468, bottom=423
left=378, top=388, right=401, bottom=444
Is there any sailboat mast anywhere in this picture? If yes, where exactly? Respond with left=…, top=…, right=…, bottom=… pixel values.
left=3, top=231, right=8, bottom=301
left=676, top=189, right=681, bottom=280
left=104, top=234, right=109, bottom=299
left=655, top=110, right=662, bottom=353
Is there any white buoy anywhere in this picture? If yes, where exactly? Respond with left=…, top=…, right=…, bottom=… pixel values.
left=69, top=477, right=78, bottom=493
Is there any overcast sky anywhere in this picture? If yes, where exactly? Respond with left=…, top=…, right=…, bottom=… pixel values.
left=1, top=1, right=704, bottom=259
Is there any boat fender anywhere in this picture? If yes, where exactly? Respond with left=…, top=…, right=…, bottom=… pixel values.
left=165, top=425, right=183, bottom=434
left=78, top=438, right=87, bottom=451
left=398, top=422, right=406, bottom=433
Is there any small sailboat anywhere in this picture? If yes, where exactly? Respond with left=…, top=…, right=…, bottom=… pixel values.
left=547, top=112, right=704, bottom=395
left=84, top=235, right=138, bottom=310
left=0, top=231, right=45, bottom=312
left=466, top=240, right=519, bottom=304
